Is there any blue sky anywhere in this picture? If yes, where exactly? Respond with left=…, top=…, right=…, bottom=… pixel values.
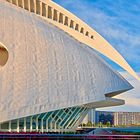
left=54, top=0, right=140, bottom=111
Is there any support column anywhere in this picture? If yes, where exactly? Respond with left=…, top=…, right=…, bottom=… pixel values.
left=15, top=0, right=18, bottom=5
left=45, top=4, right=48, bottom=18
left=39, top=1, right=42, bottom=16
left=17, top=0, right=19, bottom=6
left=92, top=109, right=96, bottom=125
left=24, top=118, right=26, bottom=132
left=36, top=116, right=38, bottom=132
left=41, top=119, right=43, bottom=133
left=28, top=0, right=31, bottom=12
left=17, top=119, right=19, bottom=132
left=51, top=8, right=54, bottom=20
left=19, top=0, right=24, bottom=8
left=46, top=119, right=48, bottom=132
left=33, top=0, right=37, bottom=13
left=30, top=117, right=33, bottom=132
left=22, top=0, right=25, bottom=9
left=9, top=121, right=11, bottom=132
left=50, top=118, right=53, bottom=132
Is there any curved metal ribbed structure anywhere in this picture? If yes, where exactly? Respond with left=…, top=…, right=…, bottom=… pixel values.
left=0, top=0, right=134, bottom=132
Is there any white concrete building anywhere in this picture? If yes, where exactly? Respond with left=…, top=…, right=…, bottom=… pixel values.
left=0, top=0, right=137, bottom=132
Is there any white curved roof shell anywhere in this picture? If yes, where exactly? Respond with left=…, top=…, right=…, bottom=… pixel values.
left=0, top=1, right=132, bottom=123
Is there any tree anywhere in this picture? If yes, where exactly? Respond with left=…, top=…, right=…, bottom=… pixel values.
left=82, top=123, right=86, bottom=127
left=99, top=114, right=105, bottom=124
left=106, top=114, right=113, bottom=125
left=87, top=121, right=92, bottom=127
left=106, top=121, right=111, bottom=127
left=98, top=122, right=102, bottom=127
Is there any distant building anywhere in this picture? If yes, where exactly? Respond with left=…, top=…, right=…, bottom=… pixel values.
left=114, top=112, right=140, bottom=126
left=95, top=111, right=114, bottom=125
left=81, top=110, right=114, bottom=125
left=82, top=110, right=140, bottom=126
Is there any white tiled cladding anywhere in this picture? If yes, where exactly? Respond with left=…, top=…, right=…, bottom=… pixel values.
left=0, top=1, right=132, bottom=123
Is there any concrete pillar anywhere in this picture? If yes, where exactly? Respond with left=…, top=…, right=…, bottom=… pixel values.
left=28, top=0, right=31, bottom=11
left=9, top=121, right=11, bottom=132
left=30, top=117, right=32, bottom=132
left=45, top=4, right=48, bottom=18
left=41, top=119, right=43, bottom=133
left=33, top=0, right=37, bottom=13
left=17, top=119, right=19, bottom=132
left=24, top=118, right=26, bottom=132
left=39, top=1, right=42, bottom=16
left=36, top=117, right=38, bottom=131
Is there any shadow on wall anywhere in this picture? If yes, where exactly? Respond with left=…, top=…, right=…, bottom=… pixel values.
left=0, top=43, right=9, bottom=67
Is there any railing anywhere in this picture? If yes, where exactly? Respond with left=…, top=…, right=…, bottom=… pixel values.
left=6, top=0, right=95, bottom=40
left=5, top=0, right=140, bottom=81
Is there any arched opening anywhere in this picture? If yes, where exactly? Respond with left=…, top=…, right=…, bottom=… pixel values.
left=0, top=43, right=9, bottom=67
